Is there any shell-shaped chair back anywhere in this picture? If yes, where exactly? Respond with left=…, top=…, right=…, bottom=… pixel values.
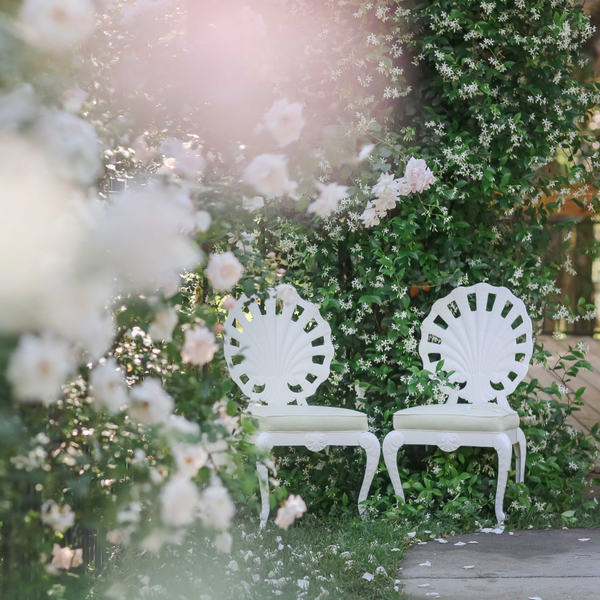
left=224, top=291, right=335, bottom=405
left=419, top=283, right=533, bottom=405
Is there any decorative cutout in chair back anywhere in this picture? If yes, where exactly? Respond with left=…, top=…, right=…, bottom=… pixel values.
left=419, top=283, right=533, bottom=404
left=224, top=291, right=334, bottom=405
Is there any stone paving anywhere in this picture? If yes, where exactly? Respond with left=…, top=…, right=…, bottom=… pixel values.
left=399, top=528, right=600, bottom=600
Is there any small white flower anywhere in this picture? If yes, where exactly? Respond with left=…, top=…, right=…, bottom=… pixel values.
left=242, top=196, right=265, bottom=212
left=182, top=326, right=219, bottom=365
left=8, top=334, right=75, bottom=403
left=89, top=358, right=128, bottom=413
left=20, top=0, right=96, bottom=54
left=206, top=252, right=244, bottom=292
left=198, top=477, right=236, bottom=530
left=128, top=378, right=174, bottom=425
left=173, top=443, right=208, bottom=478
left=264, top=99, right=305, bottom=147
left=160, top=477, right=200, bottom=527
left=244, top=154, right=297, bottom=199
left=275, top=284, right=299, bottom=306
left=307, top=183, right=349, bottom=217
left=41, top=501, right=75, bottom=533
left=274, top=495, right=307, bottom=530
left=148, top=307, right=179, bottom=342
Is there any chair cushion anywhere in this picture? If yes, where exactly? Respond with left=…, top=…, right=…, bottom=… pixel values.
left=244, top=405, right=368, bottom=432
left=393, top=404, right=520, bottom=432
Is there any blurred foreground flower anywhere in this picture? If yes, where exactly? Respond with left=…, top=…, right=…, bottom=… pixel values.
left=275, top=495, right=307, bottom=530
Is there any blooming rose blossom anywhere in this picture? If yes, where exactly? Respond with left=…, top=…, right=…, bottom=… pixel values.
left=214, top=531, right=233, bottom=553
left=128, top=378, right=174, bottom=425
left=20, top=0, right=96, bottom=54
left=194, top=210, right=212, bottom=233
left=7, top=334, right=75, bottom=403
left=41, top=501, right=75, bottom=533
left=182, top=326, right=219, bottom=365
left=307, top=183, right=349, bottom=217
left=275, top=284, right=299, bottom=306
left=244, top=154, right=297, bottom=199
left=89, top=358, right=128, bottom=413
left=274, top=494, right=307, bottom=530
left=372, top=172, right=401, bottom=204
left=62, top=88, right=88, bottom=114
left=49, top=544, right=83, bottom=572
left=148, top=307, right=179, bottom=342
left=160, top=477, right=200, bottom=527
left=160, top=138, right=205, bottom=181
left=206, top=252, right=244, bottom=292
left=264, top=99, right=305, bottom=147
left=173, top=443, right=209, bottom=478
left=198, top=477, right=235, bottom=530
left=401, top=157, right=436, bottom=193
left=242, top=196, right=265, bottom=212
left=239, top=5, right=266, bottom=38
left=359, top=205, right=381, bottom=228
left=33, top=109, right=101, bottom=186
left=222, top=296, right=236, bottom=310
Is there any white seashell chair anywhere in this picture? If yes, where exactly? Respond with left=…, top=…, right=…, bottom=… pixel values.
left=383, top=283, right=533, bottom=523
left=224, top=291, right=380, bottom=527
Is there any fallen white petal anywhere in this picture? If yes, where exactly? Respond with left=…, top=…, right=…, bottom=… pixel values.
left=463, top=565, right=475, bottom=569
left=418, top=583, right=431, bottom=588
left=454, top=542, right=466, bottom=546
left=425, top=594, right=440, bottom=598
left=362, top=572, right=374, bottom=581
left=578, top=538, right=590, bottom=542
left=529, top=597, right=542, bottom=600
left=391, top=548, right=402, bottom=552
left=419, top=561, right=431, bottom=567
left=407, top=532, right=416, bottom=538
left=435, top=538, right=448, bottom=544
left=468, top=541, right=478, bottom=544
left=418, top=542, right=428, bottom=545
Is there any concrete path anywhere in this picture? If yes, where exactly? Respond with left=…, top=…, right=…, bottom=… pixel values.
left=399, top=528, right=600, bottom=600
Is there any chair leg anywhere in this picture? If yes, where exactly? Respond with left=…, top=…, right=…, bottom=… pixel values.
left=357, top=432, right=381, bottom=517
left=383, top=431, right=405, bottom=504
left=493, top=433, right=512, bottom=523
left=513, top=428, right=526, bottom=484
left=256, top=464, right=270, bottom=529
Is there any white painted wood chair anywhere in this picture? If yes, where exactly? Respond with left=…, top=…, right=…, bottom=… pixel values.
left=224, top=291, right=380, bottom=527
left=383, top=283, right=532, bottom=523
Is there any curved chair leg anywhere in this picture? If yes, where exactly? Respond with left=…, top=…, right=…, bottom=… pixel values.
left=255, top=433, right=274, bottom=529
left=383, top=431, right=405, bottom=504
left=357, top=432, right=381, bottom=517
left=493, top=433, right=512, bottom=523
left=514, top=428, right=526, bottom=484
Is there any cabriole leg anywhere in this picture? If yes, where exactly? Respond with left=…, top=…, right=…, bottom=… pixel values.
left=255, top=432, right=274, bottom=529
left=493, top=433, right=512, bottom=523
left=514, top=428, right=526, bottom=484
left=383, top=431, right=405, bottom=505
left=357, top=432, right=381, bottom=517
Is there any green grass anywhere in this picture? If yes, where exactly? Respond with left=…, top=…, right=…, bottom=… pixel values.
left=96, top=507, right=600, bottom=600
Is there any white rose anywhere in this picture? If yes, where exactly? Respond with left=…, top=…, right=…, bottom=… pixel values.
left=274, top=495, right=307, bottom=530
left=372, top=172, right=400, bottom=201
left=49, top=545, right=83, bottom=572
left=359, top=205, right=381, bottom=228
left=41, top=501, right=75, bottom=533
left=206, top=252, right=244, bottom=292
left=372, top=193, right=396, bottom=215
left=194, top=210, right=212, bottom=233
left=182, top=326, right=219, bottom=365
left=7, top=334, right=75, bottom=404
left=148, top=307, right=179, bottom=342
left=198, top=478, right=235, bottom=530
left=307, top=183, right=349, bottom=217
left=264, top=99, right=305, bottom=147
left=242, top=196, right=265, bottom=212
left=20, top=0, right=95, bottom=54
left=89, top=358, right=129, bottom=413
left=160, top=137, right=205, bottom=181
left=401, top=157, right=436, bottom=193
left=173, top=443, right=209, bottom=478
left=244, top=154, right=297, bottom=199
left=33, top=109, right=101, bottom=186
left=160, top=477, right=200, bottom=527
left=275, top=284, right=299, bottom=306
left=128, top=378, right=174, bottom=425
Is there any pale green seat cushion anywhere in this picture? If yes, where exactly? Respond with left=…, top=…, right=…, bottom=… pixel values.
left=244, top=404, right=368, bottom=432
left=393, top=404, right=520, bottom=432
